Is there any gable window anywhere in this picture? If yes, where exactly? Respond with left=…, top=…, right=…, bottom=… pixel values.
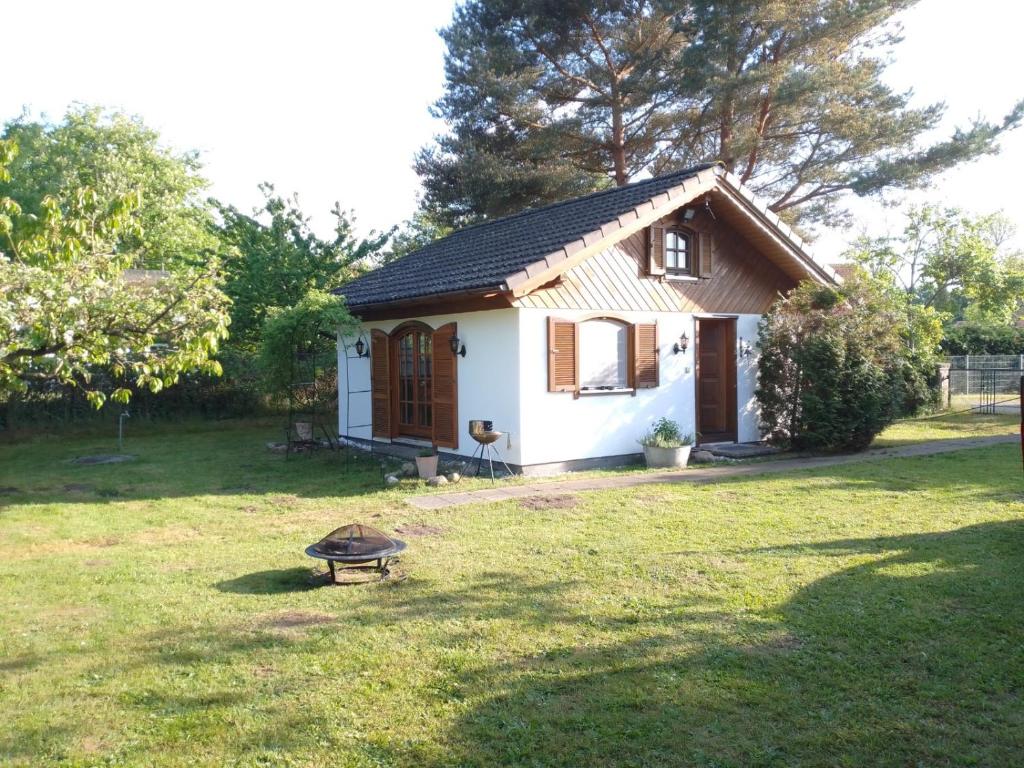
left=665, top=229, right=692, bottom=275
left=579, top=318, right=629, bottom=391
left=647, top=222, right=711, bottom=279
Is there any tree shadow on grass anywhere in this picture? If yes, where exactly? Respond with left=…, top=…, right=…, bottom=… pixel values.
left=377, top=520, right=1024, bottom=767
left=0, top=426, right=399, bottom=507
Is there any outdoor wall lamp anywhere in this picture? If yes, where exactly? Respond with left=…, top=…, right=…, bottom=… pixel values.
left=673, top=331, right=689, bottom=355
left=449, top=333, right=467, bottom=358
left=739, top=337, right=754, bottom=358
left=354, top=333, right=369, bottom=358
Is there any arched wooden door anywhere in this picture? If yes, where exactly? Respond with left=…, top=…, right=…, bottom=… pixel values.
left=394, top=326, right=433, bottom=439
left=369, top=322, right=458, bottom=448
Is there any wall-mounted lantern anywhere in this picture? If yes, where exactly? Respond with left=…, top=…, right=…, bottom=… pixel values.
left=449, top=333, right=467, bottom=358
left=738, top=337, right=754, bottom=358
left=354, top=333, right=369, bottom=358
left=673, top=331, right=689, bottom=355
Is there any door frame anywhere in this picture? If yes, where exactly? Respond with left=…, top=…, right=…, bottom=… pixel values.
left=695, top=316, right=738, bottom=444
left=389, top=321, right=435, bottom=440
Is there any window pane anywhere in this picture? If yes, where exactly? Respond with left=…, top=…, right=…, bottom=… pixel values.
left=579, top=319, right=628, bottom=388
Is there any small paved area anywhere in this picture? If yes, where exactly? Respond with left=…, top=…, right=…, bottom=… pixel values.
left=407, top=434, right=1018, bottom=510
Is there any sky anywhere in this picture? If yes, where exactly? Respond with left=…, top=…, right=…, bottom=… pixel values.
left=2, top=0, right=1022, bottom=264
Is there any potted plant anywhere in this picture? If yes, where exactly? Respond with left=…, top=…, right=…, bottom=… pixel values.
left=415, top=448, right=439, bottom=479
left=639, top=417, right=694, bottom=469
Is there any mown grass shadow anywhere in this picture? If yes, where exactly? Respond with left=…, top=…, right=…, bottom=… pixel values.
left=376, top=519, right=1024, bottom=767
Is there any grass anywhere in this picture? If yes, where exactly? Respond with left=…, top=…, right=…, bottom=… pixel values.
left=1, top=418, right=1022, bottom=767
left=871, top=409, right=1018, bottom=447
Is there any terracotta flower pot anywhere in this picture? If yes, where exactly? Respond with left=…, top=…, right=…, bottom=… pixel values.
left=415, top=455, right=439, bottom=479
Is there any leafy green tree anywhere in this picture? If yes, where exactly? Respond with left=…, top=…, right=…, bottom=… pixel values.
left=381, top=210, right=453, bottom=263
left=756, top=275, right=915, bottom=451
left=258, top=289, right=357, bottom=399
left=419, top=0, right=1022, bottom=227
left=848, top=206, right=1024, bottom=328
left=941, top=322, right=1024, bottom=356
left=0, top=140, right=229, bottom=406
left=215, top=185, right=389, bottom=345
left=0, top=106, right=219, bottom=270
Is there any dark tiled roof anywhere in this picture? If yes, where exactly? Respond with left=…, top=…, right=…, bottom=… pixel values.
left=336, top=163, right=717, bottom=307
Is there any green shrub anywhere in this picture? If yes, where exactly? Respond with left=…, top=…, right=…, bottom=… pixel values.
left=756, top=276, right=913, bottom=452
left=941, top=322, right=1024, bottom=355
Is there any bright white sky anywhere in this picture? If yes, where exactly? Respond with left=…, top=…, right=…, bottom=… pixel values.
left=3, top=0, right=1022, bottom=263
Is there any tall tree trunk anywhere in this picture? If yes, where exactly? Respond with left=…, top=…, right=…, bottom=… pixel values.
left=610, top=88, right=628, bottom=185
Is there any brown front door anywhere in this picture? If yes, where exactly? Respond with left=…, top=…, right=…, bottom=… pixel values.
left=394, top=329, right=433, bottom=438
left=696, top=317, right=737, bottom=443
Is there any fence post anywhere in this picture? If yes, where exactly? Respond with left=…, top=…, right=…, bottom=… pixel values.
left=937, top=362, right=951, bottom=410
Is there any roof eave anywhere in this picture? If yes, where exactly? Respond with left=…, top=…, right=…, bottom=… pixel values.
left=342, top=285, right=512, bottom=316
left=716, top=171, right=839, bottom=285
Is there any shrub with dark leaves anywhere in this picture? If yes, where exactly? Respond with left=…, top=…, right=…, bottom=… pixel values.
left=756, top=276, right=910, bottom=452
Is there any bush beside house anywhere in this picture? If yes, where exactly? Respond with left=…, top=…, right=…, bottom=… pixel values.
left=756, top=276, right=932, bottom=452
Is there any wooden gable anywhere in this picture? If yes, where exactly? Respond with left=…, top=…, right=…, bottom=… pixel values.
left=512, top=206, right=796, bottom=315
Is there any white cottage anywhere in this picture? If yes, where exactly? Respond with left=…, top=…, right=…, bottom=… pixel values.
left=334, top=163, right=838, bottom=475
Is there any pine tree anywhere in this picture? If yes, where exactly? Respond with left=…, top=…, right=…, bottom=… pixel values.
left=419, top=0, right=1022, bottom=227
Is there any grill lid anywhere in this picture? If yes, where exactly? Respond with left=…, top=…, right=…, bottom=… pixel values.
left=311, top=524, right=397, bottom=557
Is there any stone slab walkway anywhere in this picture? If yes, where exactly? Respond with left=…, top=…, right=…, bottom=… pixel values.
left=406, top=434, right=1018, bottom=510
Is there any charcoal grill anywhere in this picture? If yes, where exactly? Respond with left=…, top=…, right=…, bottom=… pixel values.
left=305, top=523, right=406, bottom=583
left=468, top=419, right=514, bottom=482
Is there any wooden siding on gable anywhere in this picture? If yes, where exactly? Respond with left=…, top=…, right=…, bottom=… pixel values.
left=513, top=210, right=796, bottom=315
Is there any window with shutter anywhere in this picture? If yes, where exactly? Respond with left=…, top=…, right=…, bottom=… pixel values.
left=547, top=317, right=579, bottom=392
left=665, top=229, right=692, bottom=275
left=634, top=322, right=659, bottom=388
left=431, top=322, right=459, bottom=448
left=370, top=329, right=391, bottom=438
left=579, top=319, right=629, bottom=390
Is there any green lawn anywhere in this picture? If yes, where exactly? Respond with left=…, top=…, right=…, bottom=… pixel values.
left=871, top=409, right=1018, bottom=447
left=1, top=419, right=1022, bottom=767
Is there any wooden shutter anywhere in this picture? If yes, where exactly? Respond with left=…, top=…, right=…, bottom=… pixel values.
left=647, top=222, right=666, bottom=276
left=431, top=323, right=459, bottom=448
left=697, top=231, right=713, bottom=278
left=547, top=317, right=579, bottom=393
left=370, top=329, right=391, bottom=438
left=633, top=322, right=659, bottom=388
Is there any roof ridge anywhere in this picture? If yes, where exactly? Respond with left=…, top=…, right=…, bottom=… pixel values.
left=437, top=162, right=718, bottom=239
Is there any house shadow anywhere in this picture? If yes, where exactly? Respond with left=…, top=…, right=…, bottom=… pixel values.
left=372, top=519, right=1024, bottom=766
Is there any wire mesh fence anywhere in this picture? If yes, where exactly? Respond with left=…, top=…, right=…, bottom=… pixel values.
left=946, top=355, right=1023, bottom=414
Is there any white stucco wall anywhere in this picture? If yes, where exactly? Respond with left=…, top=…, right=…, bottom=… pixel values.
left=338, top=308, right=523, bottom=465
left=735, top=313, right=763, bottom=443
left=339, top=306, right=764, bottom=470
left=515, top=307, right=764, bottom=467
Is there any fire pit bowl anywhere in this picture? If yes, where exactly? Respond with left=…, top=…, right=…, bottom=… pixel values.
left=305, top=523, right=406, bottom=583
